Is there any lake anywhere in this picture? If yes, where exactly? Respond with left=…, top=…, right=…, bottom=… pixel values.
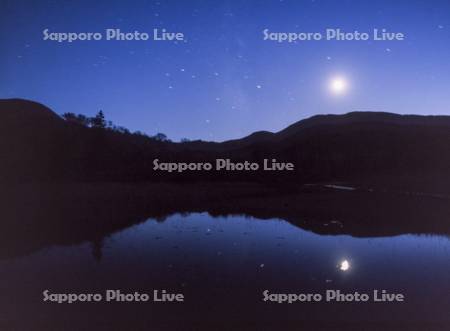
left=0, top=211, right=449, bottom=330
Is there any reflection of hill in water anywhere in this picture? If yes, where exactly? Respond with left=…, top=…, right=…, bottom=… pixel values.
left=1, top=182, right=449, bottom=260
left=1, top=99, right=450, bottom=260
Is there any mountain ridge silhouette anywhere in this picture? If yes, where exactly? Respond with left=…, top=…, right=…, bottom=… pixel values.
left=1, top=98, right=449, bottom=192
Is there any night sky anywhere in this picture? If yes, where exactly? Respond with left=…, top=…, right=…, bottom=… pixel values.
left=1, top=0, right=450, bottom=141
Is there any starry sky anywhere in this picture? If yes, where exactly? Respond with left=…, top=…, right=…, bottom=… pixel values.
left=1, top=0, right=450, bottom=141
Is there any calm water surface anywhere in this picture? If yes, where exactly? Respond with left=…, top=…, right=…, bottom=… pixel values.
left=1, top=213, right=449, bottom=329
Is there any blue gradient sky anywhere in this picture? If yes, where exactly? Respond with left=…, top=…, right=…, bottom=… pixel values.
left=1, top=0, right=450, bottom=141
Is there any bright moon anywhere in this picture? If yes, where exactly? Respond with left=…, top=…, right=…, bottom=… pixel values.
left=339, top=260, right=350, bottom=271
left=329, top=76, right=348, bottom=95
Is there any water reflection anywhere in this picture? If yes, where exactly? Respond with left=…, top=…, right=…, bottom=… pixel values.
left=0, top=212, right=449, bottom=329
left=1, top=182, right=450, bottom=261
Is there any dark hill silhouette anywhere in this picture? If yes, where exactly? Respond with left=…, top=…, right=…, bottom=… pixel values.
left=1, top=98, right=450, bottom=192
left=277, top=111, right=450, bottom=139
left=0, top=99, right=68, bottom=181
left=0, top=99, right=63, bottom=125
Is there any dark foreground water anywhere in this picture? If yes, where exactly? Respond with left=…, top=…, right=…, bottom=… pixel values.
left=0, top=212, right=449, bottom=330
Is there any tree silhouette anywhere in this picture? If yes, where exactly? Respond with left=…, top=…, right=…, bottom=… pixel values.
left=61, top=110, right=171, bottom=141
left=91, top=110, right=106, bottom=129
left=62, top=112, right=90, bottom=127
left=153, top=133, right=168, bottom=141
left=113, top=126, right=130, bottom=134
